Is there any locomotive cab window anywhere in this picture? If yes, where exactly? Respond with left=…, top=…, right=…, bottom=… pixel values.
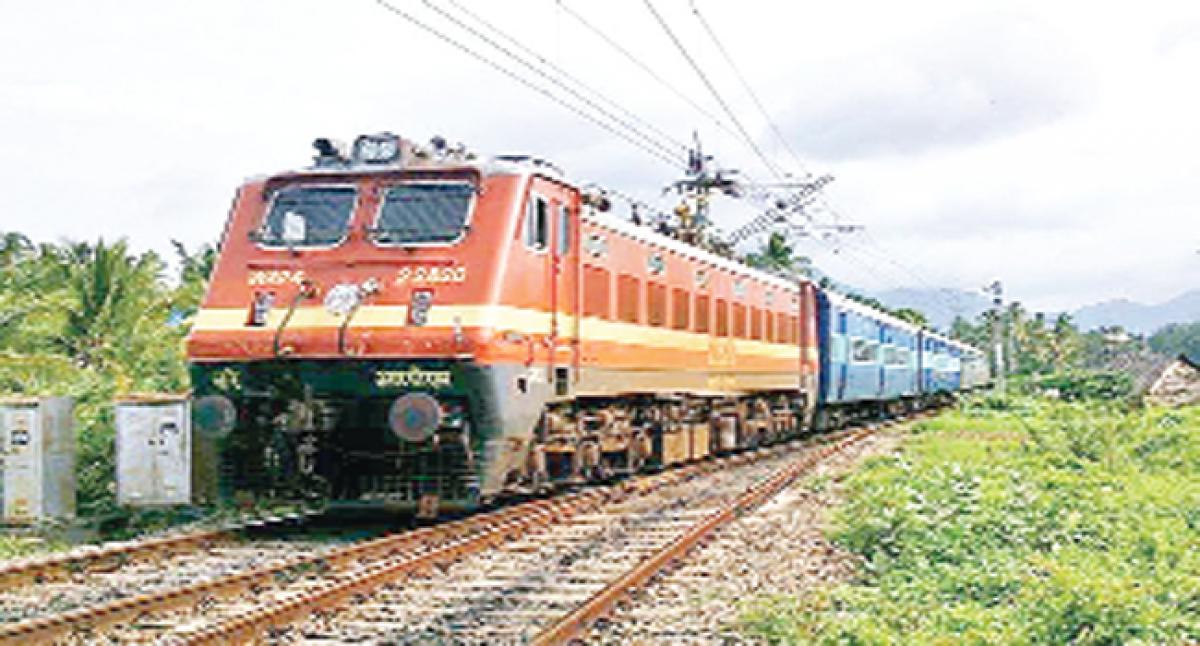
left=371, top=182, right=475, bottom=245
left=525, top=195, right=549, bottom=250
left=257, top=185, right=356, bottom=247
left=557, top=205, right=571, bottom=254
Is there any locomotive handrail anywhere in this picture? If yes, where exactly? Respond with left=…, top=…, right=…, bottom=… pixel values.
left=273, top=281, right=316, bottom=357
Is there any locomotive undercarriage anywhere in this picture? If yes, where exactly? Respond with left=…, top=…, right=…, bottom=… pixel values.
left=191, top=360, right=813, bottom=516
left=503, top=392, right=809, bottom=497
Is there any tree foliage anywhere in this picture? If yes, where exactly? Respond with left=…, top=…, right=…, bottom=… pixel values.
left=0, top=233, right=212, bottom=517
left=951, top=307, right=1087, bottom=376
left=1148, top=321, right=1200, bottom=363
left=744, top=232, right=812, bottom=279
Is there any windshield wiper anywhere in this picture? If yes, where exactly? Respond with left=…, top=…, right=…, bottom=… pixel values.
left=365, top=226, right=466, bottom=244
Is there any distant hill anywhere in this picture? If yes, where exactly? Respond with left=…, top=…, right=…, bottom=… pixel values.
left=873, top=287, right=1200, bottom=335
left=874, top=287, right=992, bottom=331
left=1073, top=290, right=1200, bottom=334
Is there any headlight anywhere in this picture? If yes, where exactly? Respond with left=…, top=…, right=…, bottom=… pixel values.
left=388, top=393, right=443, bottom=442
left=353, top=133, right=402, bottom=164
left=193, top=395, right=237, bottom=438
left=323, top=283, right=361, bottom=316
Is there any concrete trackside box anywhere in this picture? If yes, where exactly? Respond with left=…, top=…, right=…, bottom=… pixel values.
left=115, top=396, right=193, bottom=506
left=1, top=397, right=76, bottom=523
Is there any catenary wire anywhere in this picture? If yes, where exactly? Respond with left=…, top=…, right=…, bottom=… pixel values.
left=555, top=0, right=735, bottom=139
left=689, top=0, right=814, bottom=181
left=420, top=0, right=686, bottom=164
left=642, top=0, right=789, bottom=182
left=373, top=0, right=687, bottom=171
left=446, top=0, right=690, bottom=153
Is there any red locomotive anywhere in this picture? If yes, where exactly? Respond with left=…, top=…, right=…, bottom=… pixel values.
left=187, top=132, right=821, bottom=514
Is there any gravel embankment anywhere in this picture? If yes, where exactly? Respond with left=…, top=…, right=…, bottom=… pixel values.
left=596, top=429, right=903, bottom=644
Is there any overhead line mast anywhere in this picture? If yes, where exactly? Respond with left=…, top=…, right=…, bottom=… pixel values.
left=642, top=0, right=789, bottom=183
left=688, top=0, right=815, bottom=180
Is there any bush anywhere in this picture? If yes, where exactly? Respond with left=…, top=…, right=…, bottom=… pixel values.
left=1025, top=370, right=1134, bottom=402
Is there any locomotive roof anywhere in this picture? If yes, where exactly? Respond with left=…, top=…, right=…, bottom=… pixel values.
left=259, top=143, right=984, bottom=356
left=581, top=203, right=807, bottom=296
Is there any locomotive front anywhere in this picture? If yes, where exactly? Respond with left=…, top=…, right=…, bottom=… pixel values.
left=186, top=133, right=525, bottom=514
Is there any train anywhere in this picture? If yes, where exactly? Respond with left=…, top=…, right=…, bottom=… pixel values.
left=185, top=132, right=988, bottom=516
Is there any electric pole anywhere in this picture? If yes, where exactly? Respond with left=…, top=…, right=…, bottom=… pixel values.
left=987, top=280, right=1006, bottom=396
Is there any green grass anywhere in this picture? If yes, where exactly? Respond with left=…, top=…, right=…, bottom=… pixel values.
left=740, top=398, right=1200, bottom=645
left=0, top=534, right=66, bottom=560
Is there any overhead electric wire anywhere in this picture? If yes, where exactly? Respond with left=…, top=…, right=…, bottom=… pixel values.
left=556, top=0, right=783, bottom=202
left=417, top=0, right=686, bottom=165
left=445, top=0, right=690, bottom=154
left=373, top=0, right=686, bottom=171
left=689, top=0, right=814, bottom=181
left=641, top=0, right=788, bottom=183
left=555, top=0, right=734, bottom=139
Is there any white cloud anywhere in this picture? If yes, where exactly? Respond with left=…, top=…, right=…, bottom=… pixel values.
left=0, top=0, right=1197, bottom=313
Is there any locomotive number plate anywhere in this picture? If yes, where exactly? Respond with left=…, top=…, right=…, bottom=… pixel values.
left=394, top=266, right=467, bottom=285
left=247, top=269, right=307, bottom=286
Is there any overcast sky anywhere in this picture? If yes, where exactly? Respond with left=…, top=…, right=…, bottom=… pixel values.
left=2, top=1, right=1197, bottom=312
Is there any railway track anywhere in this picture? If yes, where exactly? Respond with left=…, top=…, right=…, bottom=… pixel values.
left=0, top=513, right=376, bottom=627
left=0, top=423, right=886, bottom=644
left=0, top=511, right=322, bottom=590
left=267, top=427, right=876, bottom=645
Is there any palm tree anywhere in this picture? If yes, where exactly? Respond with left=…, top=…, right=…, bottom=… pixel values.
left=57, top=240, right=165, bottom=372
left=171, top=240, right=218, bottom=318
left=745, top=232, right=811, bottom=278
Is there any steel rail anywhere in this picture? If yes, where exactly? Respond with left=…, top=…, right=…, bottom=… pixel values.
left=0, top=495, right=594, bottom=645
left=0, top=443, right=740, bottom=645
left=0, top=425, right=879, bottom=644
left=0, top=512, right=316, bottom=591
left=531, top=427, right=876, bottom=645
left=0, top=528, right=227, bottom=590
left=165, top=439, right=816, bottom=644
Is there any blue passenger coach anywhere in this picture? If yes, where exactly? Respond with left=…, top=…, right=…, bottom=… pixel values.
left=816, top=291, right=920, bottom=419
left=917, top=330, right=961, bottom=395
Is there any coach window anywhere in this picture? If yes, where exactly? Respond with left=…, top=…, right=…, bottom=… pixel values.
left=732, top=303, right=747, bottom=339
left=671, top=287, right=689, bottom=331
left=525, top=195, right=549, bottom=250
left=716, top=298, right=729, bottom=336
left=695, top=294, right=711, bottom=334
left=852, top=338, right=879, bottom=363
left=557, top=204, right=571, bottom=254
left=648, top=282, right=667, bottom=327
left=774, top=312, right=787, bottom=344
left=617, top=273, right=641, bottom=324
left=750, top=307, right=763, bottom=340
left=883, top=346, right=900, bottom=366
left=584, top=265, right=611, bottom=319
